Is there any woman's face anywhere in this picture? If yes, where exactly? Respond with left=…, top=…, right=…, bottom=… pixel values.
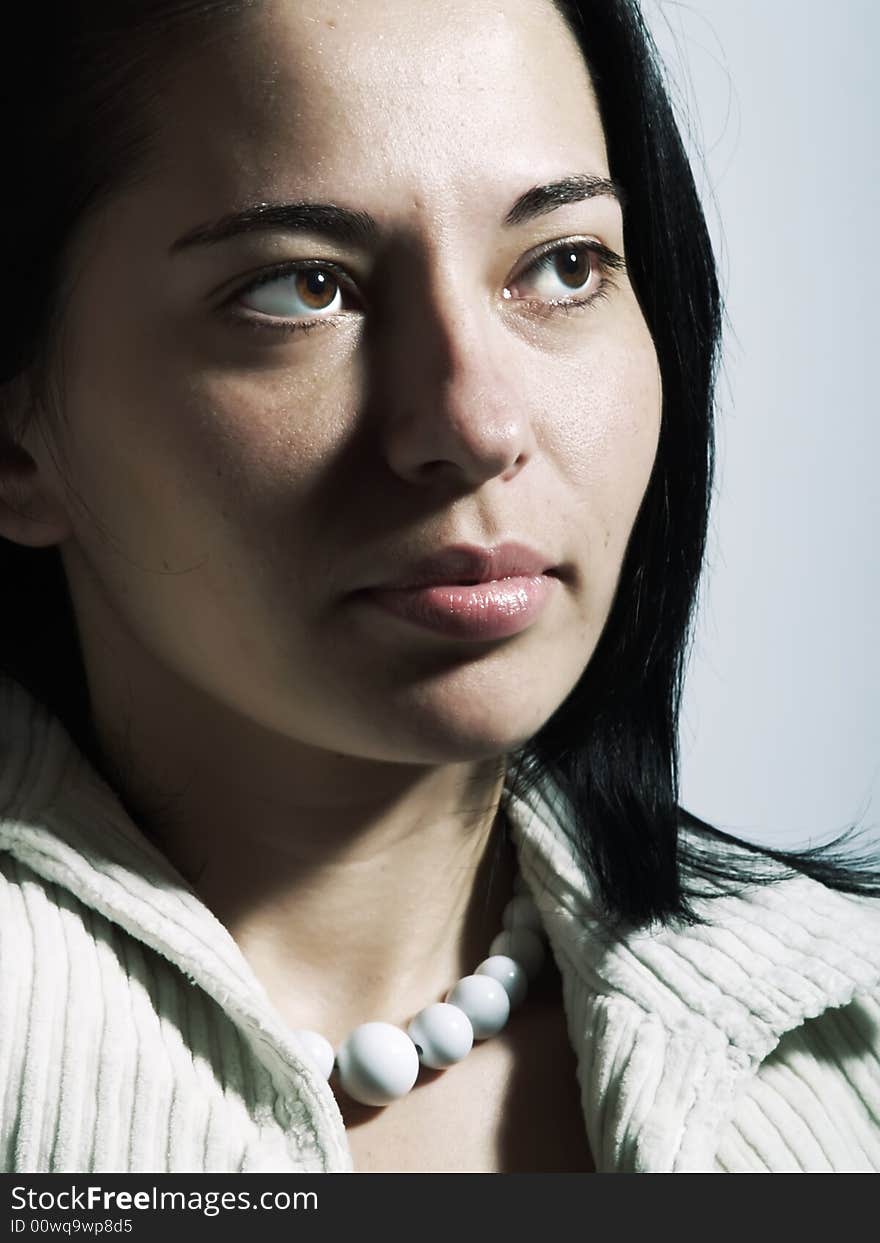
left=32, top=0, right=662, bottom=765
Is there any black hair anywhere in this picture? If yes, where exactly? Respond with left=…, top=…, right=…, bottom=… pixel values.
left=1, top=0, right=877, bottom=935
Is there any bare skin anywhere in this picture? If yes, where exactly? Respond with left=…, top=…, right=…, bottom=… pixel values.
left=0, top=0, right=660, bottom=1169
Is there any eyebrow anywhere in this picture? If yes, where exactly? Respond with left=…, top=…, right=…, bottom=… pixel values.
left=168, top=173, right=624, bottom=254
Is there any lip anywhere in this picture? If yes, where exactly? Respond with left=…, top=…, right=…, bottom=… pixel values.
left=356, top=542, right=560, bottom=641
left=369, top=542, right=555, bottom=590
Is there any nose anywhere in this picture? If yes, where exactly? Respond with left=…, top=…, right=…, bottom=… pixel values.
left=371, top=256, right=536, bottom=490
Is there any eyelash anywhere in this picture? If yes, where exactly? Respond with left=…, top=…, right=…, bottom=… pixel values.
left=223, top=238, right=625, bottom=339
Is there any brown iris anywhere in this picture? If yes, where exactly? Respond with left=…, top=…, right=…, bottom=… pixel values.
left=295, top=269, right=339, bottom=310
left=554, top=246, right=591, bottom=289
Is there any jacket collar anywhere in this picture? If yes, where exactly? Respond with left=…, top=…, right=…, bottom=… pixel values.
left=505, top=776, right=880, bottom=1170
left=3, top=673, right=880, bottom=1171
left=0, top=674, right=352, bottom=1171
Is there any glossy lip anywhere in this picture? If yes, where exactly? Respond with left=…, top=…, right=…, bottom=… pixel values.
left=368, top=542, right=556, bottom=590
left=356, top=543, right=561, bottom=641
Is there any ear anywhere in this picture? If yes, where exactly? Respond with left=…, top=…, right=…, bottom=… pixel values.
left=0, top=386, right=73, bottom=549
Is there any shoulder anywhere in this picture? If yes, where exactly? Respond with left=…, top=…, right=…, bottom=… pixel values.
left=511, top=775, right=880, bottom=1052
left=505, top=779, right=880, bottom=1170
left=0, top=845, right=116, bottom=959
left=0, top=848, right=84, bottom=975
left=715, top=982, right=880, bottom=1171
left=0, top=848, right=134, bottom=1075
left=673, top=866, right=880, bottom=1172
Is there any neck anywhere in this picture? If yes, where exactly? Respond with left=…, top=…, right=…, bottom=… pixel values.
left=86, top=673, right=517, bottom=1046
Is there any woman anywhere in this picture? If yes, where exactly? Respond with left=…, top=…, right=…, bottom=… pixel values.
left=0, top=0, right=878, bottom=1174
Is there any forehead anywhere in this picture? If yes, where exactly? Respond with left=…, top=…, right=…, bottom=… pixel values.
left=149, top=0, right=609, bottom=219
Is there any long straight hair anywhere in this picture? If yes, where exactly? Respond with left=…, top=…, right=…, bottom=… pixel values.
left=504, top=0, right=880, bottom=930
left=1, top=0, right=877, bottom=934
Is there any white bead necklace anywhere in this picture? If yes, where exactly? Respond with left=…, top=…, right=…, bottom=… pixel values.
left=290, top=872, right=548, bottom=1107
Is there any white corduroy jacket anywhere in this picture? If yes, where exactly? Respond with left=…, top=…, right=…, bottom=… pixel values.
left=1, top=672, right=879, bottom=1173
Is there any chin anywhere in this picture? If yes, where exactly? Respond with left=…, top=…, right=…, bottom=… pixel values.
left=363, top=698, right=553, bottom=767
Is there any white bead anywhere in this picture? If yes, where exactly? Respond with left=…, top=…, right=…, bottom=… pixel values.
left=407, top=1002, right=474, bottom=1069
left=290, top=1028, right=335, bottom=1080
left=490, top=927, right=546, bottom=980
left=502, top=894, right=544, bottom=936
left=445, top=974, right=510, bottom=1039
left=335, top=1021, right=420, bottom=1107
left=475, top=954, right=528, bottom=1009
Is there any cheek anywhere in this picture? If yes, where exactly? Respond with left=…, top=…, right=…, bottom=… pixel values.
left=177, top=367, right=365, bottom=588
left=547, top=334, right=661, bottom=654
left=59, top=342, right=352, bottom=561
left=547, top=327, right=662, bottom=539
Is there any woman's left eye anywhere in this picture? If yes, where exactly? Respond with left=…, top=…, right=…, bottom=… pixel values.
left=504, top=239, right=623, bottom=310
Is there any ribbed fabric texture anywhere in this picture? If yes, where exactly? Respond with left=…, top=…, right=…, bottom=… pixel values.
left=712, top=992, right=880, bottom=1171
left=0, top=677, right=350, bottom=1174
left=2, top=672, right=880, bottom=1172
left=1, top=855, right=275, bottom=1172
left=508, top=779, right=880, bottom=1172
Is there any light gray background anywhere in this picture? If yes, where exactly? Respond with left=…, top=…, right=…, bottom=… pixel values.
left=642, top=1, right=879, bottom=850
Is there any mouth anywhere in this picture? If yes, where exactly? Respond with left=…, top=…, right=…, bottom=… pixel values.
left=358, top=572, right=559, bottom=641
left=372, top=541, right=558, bottom=591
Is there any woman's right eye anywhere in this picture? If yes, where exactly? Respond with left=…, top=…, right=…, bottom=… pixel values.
left=231, top=261, right=361, bottom=334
